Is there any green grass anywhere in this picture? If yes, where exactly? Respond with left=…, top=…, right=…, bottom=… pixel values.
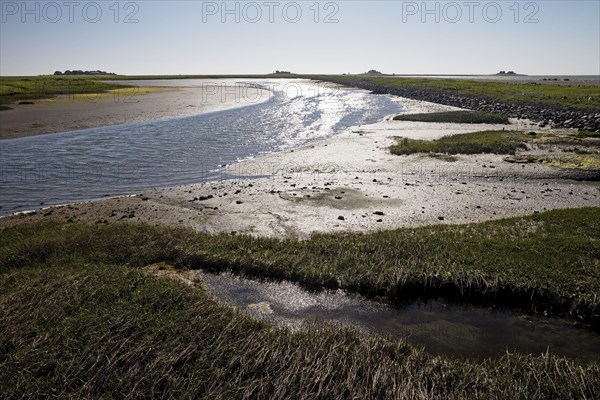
left=311, top=75, right=600, bottom=111
left=579, top=130, right=600, bottom=138
left=390, top=130, right=600, bottom=168
left=1, top=209, right=600, bottom=398
left=1, top=209, right=599, bottom=397
left=2, top=208, right=599, bottom=324
left=393, top=111, right=510, bottom=124
left=390, top=130, right=530, bottom=156
left=0, top=75, right=133, bottom=105
left=3, top=261, right=598, bottom=398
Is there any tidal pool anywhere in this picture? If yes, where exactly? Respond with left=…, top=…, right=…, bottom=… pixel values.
left=200, top=272, right=600, bottom=359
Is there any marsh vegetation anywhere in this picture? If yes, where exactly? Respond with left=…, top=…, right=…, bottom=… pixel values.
left=1, top=208, right=599, bottom=398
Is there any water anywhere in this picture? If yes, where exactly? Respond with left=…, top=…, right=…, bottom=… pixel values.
left=201, top=272, right=600, bottom=359
left=0, top=79, right=404, bottom=215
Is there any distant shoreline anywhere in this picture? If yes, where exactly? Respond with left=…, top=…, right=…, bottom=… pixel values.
left=381, top=74, right=600, bottom=86
left=106, top=73, right=600, bottom=87
left=1, top=74, right=597, bottom=139
left=0, top=81, right=271, bottom=140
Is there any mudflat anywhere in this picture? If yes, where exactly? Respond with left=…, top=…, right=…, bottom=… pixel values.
left=0, top=83, right=270, bottom=139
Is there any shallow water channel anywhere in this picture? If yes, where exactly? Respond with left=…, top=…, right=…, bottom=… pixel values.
left=200, top=272, right=600, bottom=359
left=0, top=79, right=403, bottom=215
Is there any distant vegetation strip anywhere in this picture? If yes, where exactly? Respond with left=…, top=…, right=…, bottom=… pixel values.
left=0, top=76, right=133, bottom=105
left=3, top=74, right=599, bottom=113
left=311, top=75, right=600, bottom=112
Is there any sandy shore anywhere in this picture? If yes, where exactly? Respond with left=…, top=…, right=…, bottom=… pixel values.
left=0, top=81, right=270, bottom=139
left=1, top=91, right=597, bottom=236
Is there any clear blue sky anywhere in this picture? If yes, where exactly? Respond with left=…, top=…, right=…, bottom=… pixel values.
left=1, top=0, right=599, bottom=76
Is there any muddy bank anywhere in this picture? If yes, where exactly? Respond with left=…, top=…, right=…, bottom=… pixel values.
left=0, top=81, right=270, bottom=139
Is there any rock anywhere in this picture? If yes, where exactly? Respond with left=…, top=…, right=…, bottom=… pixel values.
left=373, top=211, right=384, bottom=216
left=337, top=216, right=345, bottom=221
left=248, top=302, right=273, bottom=314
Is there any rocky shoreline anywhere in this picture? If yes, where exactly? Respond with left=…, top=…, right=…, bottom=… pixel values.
left=322, top=77, right=600, bottom=132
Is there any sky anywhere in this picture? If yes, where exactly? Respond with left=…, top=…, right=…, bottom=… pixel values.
left=1, top=0, right=599, bottom=76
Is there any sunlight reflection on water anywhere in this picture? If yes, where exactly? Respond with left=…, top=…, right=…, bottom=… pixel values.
left=0, top=80, right=403, bottom=214
left=202, top=271, right=600, bottom=359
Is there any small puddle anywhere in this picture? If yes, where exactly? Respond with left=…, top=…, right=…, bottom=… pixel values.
left=200, top=272, right=600, bottom=359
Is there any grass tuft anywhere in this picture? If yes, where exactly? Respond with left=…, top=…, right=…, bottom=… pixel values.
left=393, top=111, right=510, bottom=124
left=390, top=130, right=600, bottom=170
left=390, top=130, right=529, bottom=156
left=578, top=130, right=600, bottom=138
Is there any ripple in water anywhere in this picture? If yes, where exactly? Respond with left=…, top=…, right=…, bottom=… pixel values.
left=0, top=80, right=404, bottom=214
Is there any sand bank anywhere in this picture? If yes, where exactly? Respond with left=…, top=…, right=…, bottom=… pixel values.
left=0, top=81, right=270, bottom=139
